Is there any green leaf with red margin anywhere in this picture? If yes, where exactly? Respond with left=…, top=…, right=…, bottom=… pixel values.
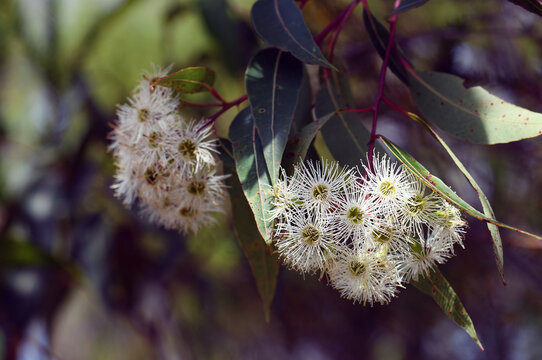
left=224, top=152, right=279, bottom=321
left=229, top=107, right=274, bottom=244
left=408, top=71, right=542, bottom=144
left=151, top=66, right=216, bottom=94
left=412, top=268, right=483, bottom=350
left=379, top=136, right=542, bottom=241
left=251, top=0, right=334, bottom=68
left=407, top=112, right=505, bottom=283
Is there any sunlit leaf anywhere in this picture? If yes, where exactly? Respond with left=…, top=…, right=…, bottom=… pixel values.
left=152, top=66, right=216, bottom=94
left=407, top=112, right=505, bottom=282
left=379, top=136, right=542, bottom=241
left=409, top=71, right=542, bottom=144
left=362, top=10, right=408, bottom=84
left=412, top=268, right=483, bottom=350
left=224, top=152, right=280, bottom=321
left=251, top=0, right=334, bottom=68
left=229, top=107, right=274, bottom=244
left=246, top=48, right=304, bottom=186
left=391, top=0, right=430, bottom=15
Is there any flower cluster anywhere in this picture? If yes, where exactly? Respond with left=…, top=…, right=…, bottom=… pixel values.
left=271, top=154, right=466, bottom=306
left=109, top=68, right=228, bottom=234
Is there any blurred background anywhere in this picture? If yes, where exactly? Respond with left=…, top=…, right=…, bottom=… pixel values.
left=1, top=0, right=542, bottom=359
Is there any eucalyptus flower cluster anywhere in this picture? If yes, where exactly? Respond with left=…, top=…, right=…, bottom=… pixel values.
left=270, top=154, right=466, bottom=306
left=109, top=68, right=228, bottom=234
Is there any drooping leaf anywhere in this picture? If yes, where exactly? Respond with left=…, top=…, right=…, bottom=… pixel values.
left=412, top=268, right=483, bottom=350
left=223, top=151, right=279, bottom=321
left=408, top=71, right=542, bottom=144
left=407, top=112, right=505, bottom=282
left=246, top=48, right=304, bottom=185
left=315, top=82, right=372, bottom=168
left=229, top=107, right=274, bottom=244
left=251, top=0, right=334, bottom=68
left=391, top=0, right=430, bottom=15
left=379, top=136, right=542, bottom=241
left=362, top=10, right=409, bottom=84
left=507, top=0, right=542, bottom=16
left=152, top=66, right=216, bottom=94
left=290, top=64, right=313, bottom=136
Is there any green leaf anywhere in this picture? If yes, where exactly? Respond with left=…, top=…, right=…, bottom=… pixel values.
left=224, top=154, right=280, bottom=321
left=412, top=268, right=483, bottom=350
left=379, top=136, right=542, bottom=241
left=408, top=71, right=542, bottom=144
left=362, top=10, right=408, bottom=84
left=314, top=82, right=372, bottom=168
left=152, top=66, right=216, bottom=94
left=391, top=0, right=430, bottom=15
left=251, top=0, right=334, bottom=68
left=229, top=107, right=274, bottom=244
left=407, top=112, right=505, bottom=282
left=506, top=0, right=542, bottom=16
left=246, top=48, right=304, bottom=185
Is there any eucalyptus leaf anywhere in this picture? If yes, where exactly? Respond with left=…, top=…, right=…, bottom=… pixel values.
left=246, top=48, right=304, bottom=186
left=229, top=107, right=274, bottom=244
left=224, top=153, right=279, bottom=321
left=506, top=0, right=542, bottom=16
left=251, top=0, right=334, bottom=68
left=412, top=268, right=483, bottom=350
left=409, top=71, right=542, bottom=144
left=391, top=0, right=430, bottom=15
left=152, top=66, right=215, bottom=94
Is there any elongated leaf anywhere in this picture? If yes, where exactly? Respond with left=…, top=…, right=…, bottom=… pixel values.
left=412, top=268, right=483, bottom=350
left=315, top=83, right=372, bottom=167
left=408, top=71, right=542, bottom=144
left=152, top=66, right=215, bottom=94
left=362, top=10, right=408, bottom=84
left=251, top=0, right=334, bottom=68
left=246, top=48, right=304, bottom=185
left=379, top=136, right=542, bottom=241
left=229, top=107, right=274, bottom=244
left=407, top=112, right=505, bottom=282
left=507, top=0, right=542, bottom=16
left=224, top=154, right=280, bottom=321
left=391, top=0, right=430, bottom=15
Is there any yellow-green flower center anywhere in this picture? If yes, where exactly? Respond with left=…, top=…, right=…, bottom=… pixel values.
left=372, top=227, right=392, bottom=244
left=312, top=184, right=329, bottom=202
left=346, top=206, right=365, bottom=225
left=138, top=108, right=150, bottom=122
left=407, top=194, right=425, bottom=215
left=301, top=225, right=320, bottom=245
left=187, top=180, right=206, bottom=196
left=349, top=260, right=365, bottom=276
left=379, top=181, right=396, bottom=198
left=179, top=139, right=197, bottom=160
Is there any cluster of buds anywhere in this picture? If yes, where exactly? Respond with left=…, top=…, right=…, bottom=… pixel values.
left=109, top=69, right=228, bottom=234
left=270, top=154, right=466, bottom=306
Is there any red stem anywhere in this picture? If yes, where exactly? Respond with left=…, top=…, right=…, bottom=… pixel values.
left=199, top=94, right=248, bottom=131
left=315, top=1, right=358, bottom=46
left=366, top=0, right=402, bottom=172
left=326, top=0, right=360, bottom=63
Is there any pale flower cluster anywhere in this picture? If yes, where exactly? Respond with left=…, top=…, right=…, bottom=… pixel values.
left=271, top=154, right=466, bottom=306
left=109, top=69, right=228, bottom=234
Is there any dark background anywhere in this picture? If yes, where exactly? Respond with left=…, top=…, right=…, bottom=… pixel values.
left=0, top=0, right=541, bottom=359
